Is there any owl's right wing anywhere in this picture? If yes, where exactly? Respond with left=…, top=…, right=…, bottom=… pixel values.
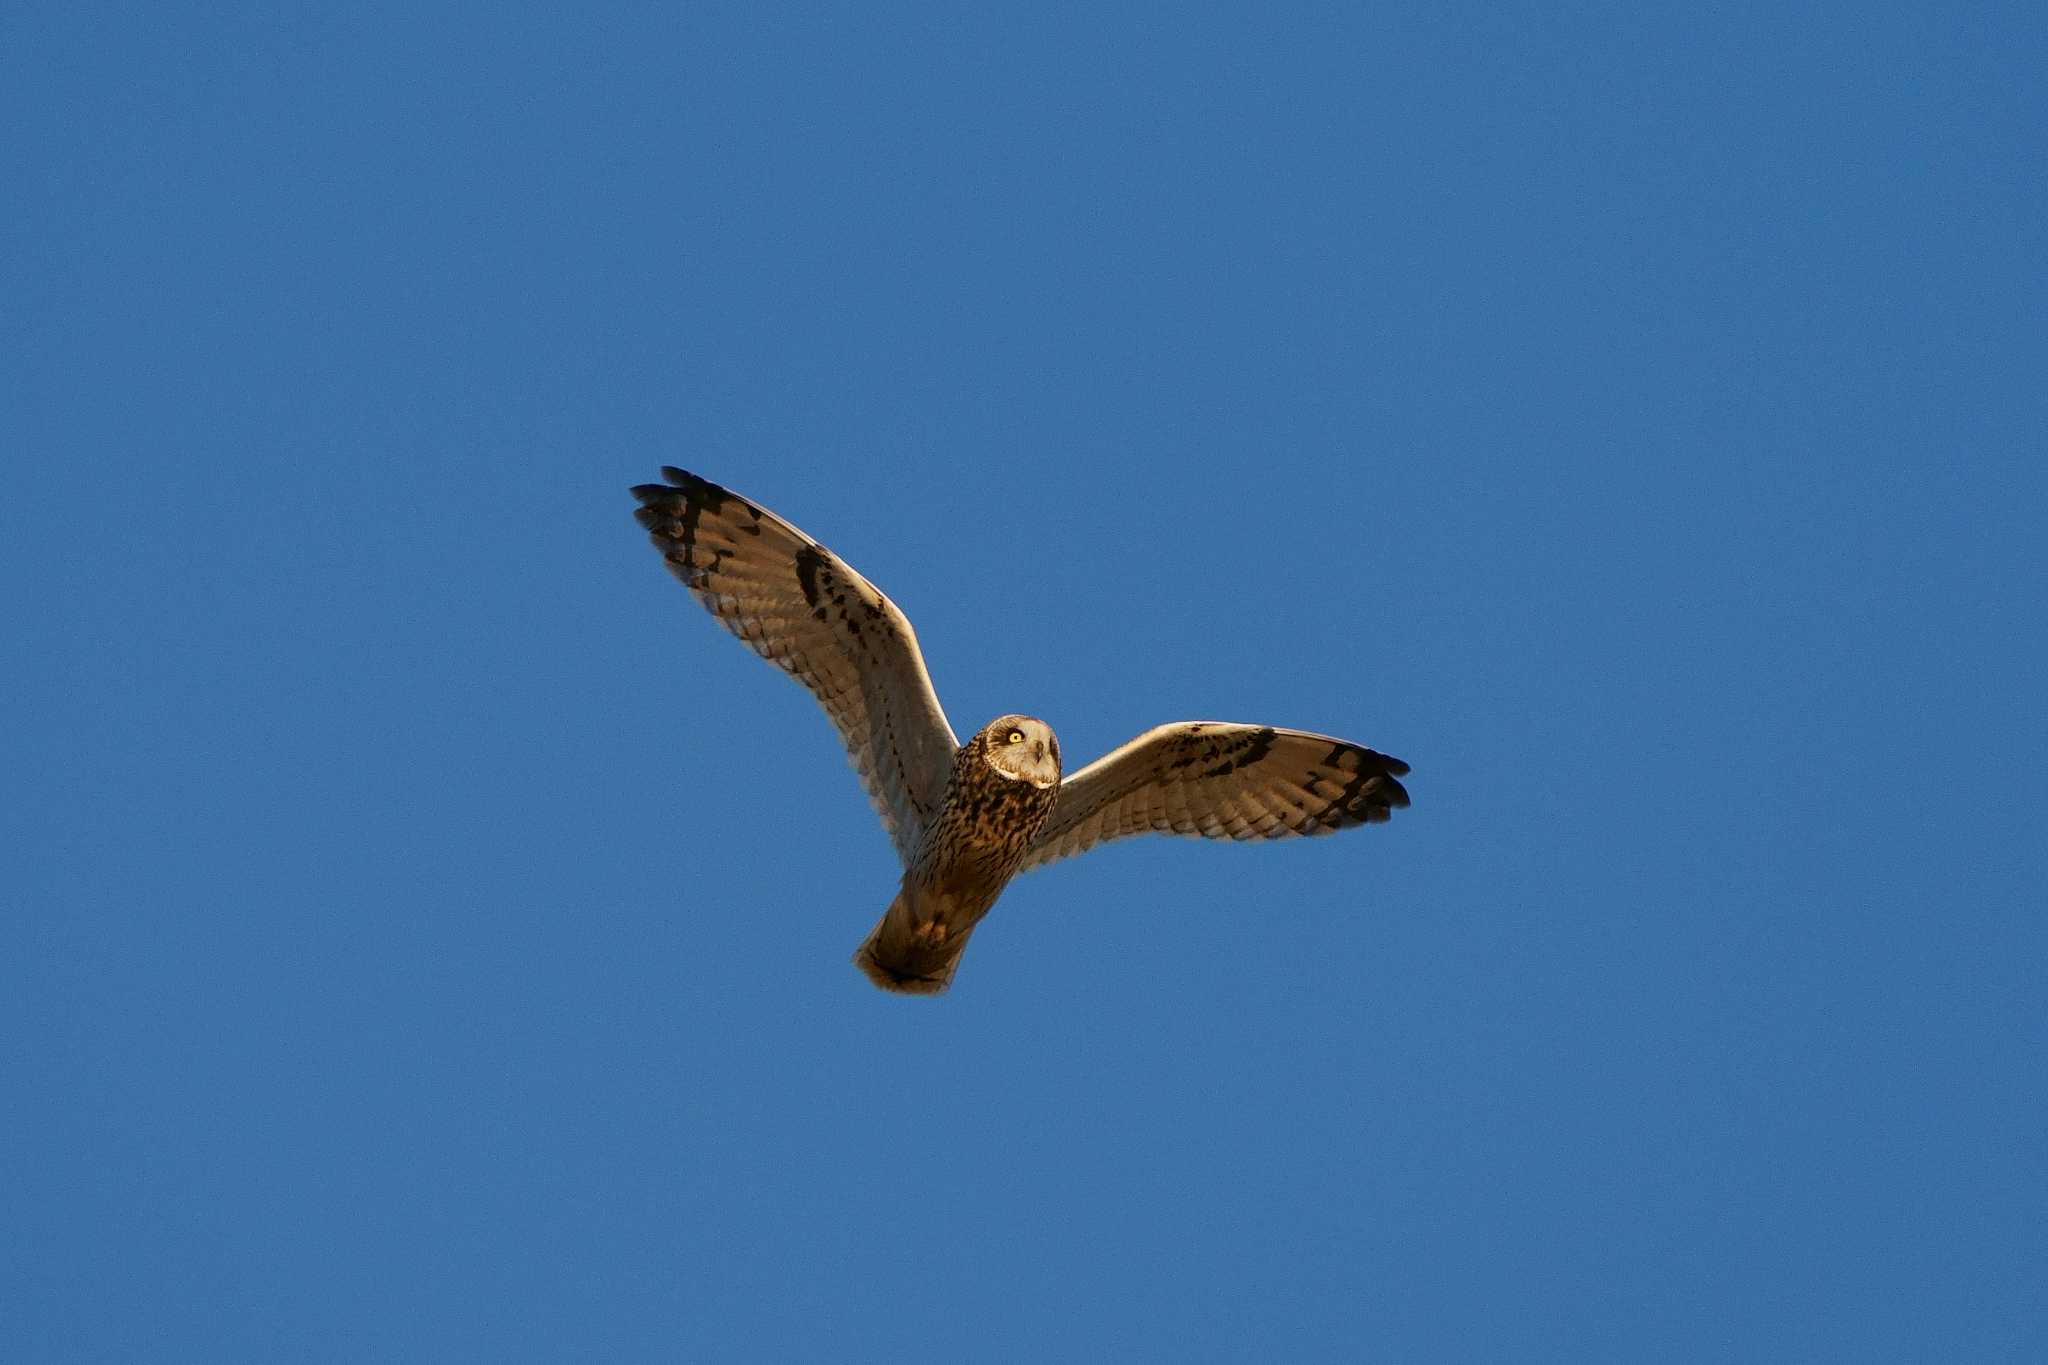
left=631, top=468, right=959, bottom=865
left=1018, top=722, right=1409, bottom=873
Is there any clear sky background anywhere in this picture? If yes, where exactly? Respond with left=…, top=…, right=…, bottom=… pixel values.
left=5, top=4, right=2044, bottom=1362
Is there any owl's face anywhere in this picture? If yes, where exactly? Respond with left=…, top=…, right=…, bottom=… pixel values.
left=978, top=715, right=1062, bottom=789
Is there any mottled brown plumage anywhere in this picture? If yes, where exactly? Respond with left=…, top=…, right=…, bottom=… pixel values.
left=854, top=715, right=1061, bottom=993
left=1018, top=723, right=1407, bottom=872
left=630, top=467, right=1411, bottom=996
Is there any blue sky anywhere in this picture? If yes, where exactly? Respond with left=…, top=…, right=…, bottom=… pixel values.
left=5, top=3, right=2044, bottom=1361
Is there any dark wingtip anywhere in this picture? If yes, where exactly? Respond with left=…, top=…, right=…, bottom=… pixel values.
left=632, top=468, right=719, bottom=519
left=630, top=468, right=704, bottom=499
left=1355, top=747, right=1410, bottom=812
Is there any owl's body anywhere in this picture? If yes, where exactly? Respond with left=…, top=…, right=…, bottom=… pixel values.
left=631, top=467, right=1411, bottom=996
left=856, top=715, right=1061, bottom=993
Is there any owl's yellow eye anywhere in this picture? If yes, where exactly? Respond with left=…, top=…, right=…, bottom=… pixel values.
left=1006, top=730, right=1025, bottom=745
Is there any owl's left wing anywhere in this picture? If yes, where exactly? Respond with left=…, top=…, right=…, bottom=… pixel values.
left=631, top=467, right=959, bottom=865
left=1018, top=722, right=1409, bottom=874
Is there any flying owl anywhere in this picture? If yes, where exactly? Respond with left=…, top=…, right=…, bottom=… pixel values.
left=630, top=467, right=1411, bottom=995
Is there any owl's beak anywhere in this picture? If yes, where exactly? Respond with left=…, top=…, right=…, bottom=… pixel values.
left=1032, top=739, right=1046, bottom=763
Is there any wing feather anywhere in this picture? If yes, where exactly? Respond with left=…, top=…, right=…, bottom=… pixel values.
left=630, top=467, right=958, bottom=864
left=1019, top=722, right=1409, bottom=873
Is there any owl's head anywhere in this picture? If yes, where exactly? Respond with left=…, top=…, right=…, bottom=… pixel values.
left=976, top=715, right=1061, bottom=789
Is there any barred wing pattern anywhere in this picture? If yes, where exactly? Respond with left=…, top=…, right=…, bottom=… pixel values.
left=1019, top=723, right=1410, bottom=874
left=631, top=467, right=959, bottom=865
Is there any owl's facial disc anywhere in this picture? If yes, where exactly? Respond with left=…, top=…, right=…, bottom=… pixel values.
left=984, top=715, right=1061, bottom=789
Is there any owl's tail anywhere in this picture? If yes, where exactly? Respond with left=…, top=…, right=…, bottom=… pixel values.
left=853, top=885, right=975, bottom=996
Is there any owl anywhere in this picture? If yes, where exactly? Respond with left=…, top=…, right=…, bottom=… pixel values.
left=631, top=467, right=1411, bottom=995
